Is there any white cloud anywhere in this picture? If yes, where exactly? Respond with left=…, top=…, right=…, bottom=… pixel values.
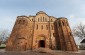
left=69, top=15, right=75, bottom=19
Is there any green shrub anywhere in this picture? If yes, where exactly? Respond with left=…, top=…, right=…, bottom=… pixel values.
left=0, top=44, right=6, bottom=49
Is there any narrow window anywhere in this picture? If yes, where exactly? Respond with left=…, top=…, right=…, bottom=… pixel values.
left=18, top=43, right=19, bottom=44
left=41, top=25, right=43, bottom=30
left=51, top=25, right=53, bottom=30
left=36, top=25, right=38, bottom=30
left=45, top=18, right=47, bottom=22
left=69, top=32, right=72, bottom=36
left=38, top=18, right=39, bottom=22
left=32, top=19, right=33, bottom=21
left=46, top=25, right=48, bottom=30
left=66, top=22, right=69, bottom=26
left=22, top=20, right=25, bottom=24
left=53, top=33, right=55, bottom=37
left=43, top=17, right=44, bottom=22
left=62, top=22, right=64, bottom=26
left=18, top=20, right=21, bottom=24
left=40, top=18, right=42, bottom=22
left=51, top=19, right=52, bottom=22
left=59, top=22, right=61, bottom=27
left=20, top=20, right=24, bottom=24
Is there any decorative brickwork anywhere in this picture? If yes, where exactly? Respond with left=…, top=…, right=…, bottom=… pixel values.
left=6, top=11, right=78, bottom=51
left=54, top=18, right=78, bottom=51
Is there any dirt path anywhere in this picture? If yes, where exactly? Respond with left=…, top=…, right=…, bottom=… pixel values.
left=0, top=48, right=85, bottom=55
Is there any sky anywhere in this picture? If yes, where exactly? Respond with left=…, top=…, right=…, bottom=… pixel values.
left=0, top=0, right=85, bottom=44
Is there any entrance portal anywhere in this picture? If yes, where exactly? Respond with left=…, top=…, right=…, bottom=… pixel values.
left=39, top=40, right=45, bottom=48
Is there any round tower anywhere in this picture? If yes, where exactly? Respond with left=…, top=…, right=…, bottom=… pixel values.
left=6, top=16, right=34, bottom=51
left=54, top=17, right=78, bottom=51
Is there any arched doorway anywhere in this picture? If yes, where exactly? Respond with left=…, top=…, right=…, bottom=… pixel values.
left=37, top=35, right=46, bottom=48
left=38, top=40, right=45, bottom=48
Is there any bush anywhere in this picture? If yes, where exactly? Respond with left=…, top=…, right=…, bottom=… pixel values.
left=0, top=44, right=6, bottom=49
left=79, top=45, right=85, bottom=50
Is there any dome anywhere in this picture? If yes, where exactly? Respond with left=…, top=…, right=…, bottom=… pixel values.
left=36, top=11, right=46, bottom=15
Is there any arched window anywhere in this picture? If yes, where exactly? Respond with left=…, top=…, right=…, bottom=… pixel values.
left=51, top=25, right=53, bottom=30
left=18, top=20, right=25, bottom=25
left=41, top=25, right=43, bottom=30
left=58, top=22, right=61, bottom=27
left=66, top=22, right=69, bottom=26
left=43, top=17, right=44, bottom=22
left=53, top=33, right=55, bottom=37
left=46, top=25, right=48, bottom=30
left=62, top=22, right=64, bottom=26
left=18, top=20, right=21, bottom=24
left=51, top=19, right=52, bottom=22
left=40, top=18, right=42, bottom=22
left=38, top=18, right=39, bottom=22
left=45, top=18, right=47, bottom=22
left=36, top=24, right=38, bottom=30
left=69, top=32, right=72, bottom=36
left=32, top=19, right=33, bottom=21
left=22, top=20, right=25, bottom=24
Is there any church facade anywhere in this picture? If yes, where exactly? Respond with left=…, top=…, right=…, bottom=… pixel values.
left=6, top=11, right=78, bottom=51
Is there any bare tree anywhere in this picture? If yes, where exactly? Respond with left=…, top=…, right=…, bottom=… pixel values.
left=72, top=23, right=85, bottom=40
left=0, top=29, right=10, bottom=44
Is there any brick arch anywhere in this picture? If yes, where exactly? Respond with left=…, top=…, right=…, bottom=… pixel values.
left=36, top=34, right=46, bottom=40
left=36, top=34, right=46, bottom=48
left=38, top=34, right=46, bottom=37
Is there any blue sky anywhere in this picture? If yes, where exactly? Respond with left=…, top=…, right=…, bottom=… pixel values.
left=0, top=0, right=85, bottom=30
left=0, top=0, right=85, bottom=44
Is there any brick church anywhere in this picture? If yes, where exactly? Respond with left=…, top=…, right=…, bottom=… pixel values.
left=6, top=11, right=78, bottom=51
